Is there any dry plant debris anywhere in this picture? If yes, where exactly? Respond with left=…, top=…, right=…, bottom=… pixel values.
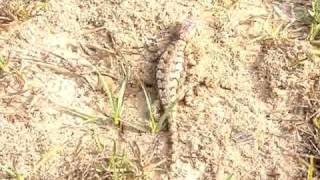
left=0, top=0, right=319, bottom=179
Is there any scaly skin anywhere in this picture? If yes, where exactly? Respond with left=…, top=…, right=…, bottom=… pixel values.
left=156, top=19, right=196, bottom=109
left=156, top=39, right=186, bottom=109
left=156, top=19, right=197, bottom=178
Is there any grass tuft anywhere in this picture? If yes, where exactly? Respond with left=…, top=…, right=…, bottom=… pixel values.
left=107, top=140, right=134, bottom=180
left=0, top=55, right=8, bottom=72
left=0, top=165, right=25, bottom=180
left=59, top=106, right=101, bottom=122
left=137, top=78, right=160, bottom=134
left=137, top=76, right=178, bottom=133
left=307, top=156, right=315, bottom=180
left=309, top=0, right=320, bottom=40
left=0, top=145, right=62, bottom=180
left=33, top=146, right=63, bottom=172
left=4, top=0, right=49, bottom=21
left=93, top=133, right=105, bottom=153
left=98, top=71, right=127, bottom=126
left=95, top=140, right=166, bottom=179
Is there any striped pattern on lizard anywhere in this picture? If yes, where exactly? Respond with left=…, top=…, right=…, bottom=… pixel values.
left=156, top=19, right=198, bottom=178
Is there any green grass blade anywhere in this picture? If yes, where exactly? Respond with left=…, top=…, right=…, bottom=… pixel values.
left=0, top=165, right=25, bottom=180
left=309, top=0, right=320, bottom=40
left=117, top=79, right=127, bottom=117
left=307, top=156, right=314, bottom=180
left=97, top=71, right=115, bottom=111
left=226, top=174, right=234, bottom=180
left=0, top=55, right=8, bottom=72
left=138, top=78, right=159, bottom=133
left=93, top=134, right=105, bottom=153
left=59, top=106, right=100, bottom=122
left=33, top=146, right=63, bottom=172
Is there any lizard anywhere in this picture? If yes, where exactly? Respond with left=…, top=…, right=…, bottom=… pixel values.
left=156, top=19, right=198, bottom=109
left=155, top=19, right=198, bottom=178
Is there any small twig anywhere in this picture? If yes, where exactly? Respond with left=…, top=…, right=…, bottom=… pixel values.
left=284, top=151, right=320, bottom=160
left=310, top=40, right=320, bottom=46
left=84, top=43, right=116, bottom=55
left=309, top=139, right=320, bottom=156
left=2, top=9, right=16, bottom=21
left=0, top=16, right=13, bottom=22
left=310, top=109, right=320, bottom=120
left=80, top=26, right=107, bottom=35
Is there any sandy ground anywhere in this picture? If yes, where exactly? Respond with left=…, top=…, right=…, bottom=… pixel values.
left=0, top=0, right=319, bottom=179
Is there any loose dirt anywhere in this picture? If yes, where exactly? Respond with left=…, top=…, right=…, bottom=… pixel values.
left=0, top=0, right=319, bottom=179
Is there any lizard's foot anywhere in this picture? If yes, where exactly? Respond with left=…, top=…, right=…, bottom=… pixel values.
left=183, top=88, right=197, bottom=107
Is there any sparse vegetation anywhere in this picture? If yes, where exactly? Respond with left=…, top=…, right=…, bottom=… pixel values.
left=307, top=156, right=315, bottom=180
left=0, top=165, right=25, bottom=180
left=0, top=55, right=7, bottom=72
left=59, top=106, right=101, bottom=122
left=98, top=71, right=127, bottom=127
left=32, top=146, right=63, bottom=173
left=0, top=0, right=319, bottom=179
left=260, top=17, right=290, bottom=42
left=95, top=141, right=134, bottom=180
left=309, top=0, right=320, bottom=40
left=4, top=0, right=49, bottom=21
left=138, top=75, right=177, bottom=133
left=307, top=1, right=320, bottom=179
left=96, top=141, right=165, bottom=179
left=0, top=146, right=62, bottom=180
left=138, top=78, right=160, bottom=133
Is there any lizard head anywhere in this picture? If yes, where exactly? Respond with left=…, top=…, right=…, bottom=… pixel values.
left=177, top=19, right=197, bottom=41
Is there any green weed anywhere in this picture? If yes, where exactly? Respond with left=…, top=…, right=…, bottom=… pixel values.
left=93, top=133, right=105, bottom=153
left=95, top=140, right=166, bottom=179
left=138, top=79, right=160, bottom=134
left=128, top=141, right=166, bottom=179
left=307, top=156, right=315, bottom=180
left=252, top=15, right=290, bottom=43
left=98, top=71, right=127, bottom=126
left=0, top=146, right=62, bottom=180
left=226, top=174, right=234, bottom=180
left=0, top=165, right=25, bottom=180
left=59, top=106, right=101, bottom=122
left=33, top=146, right=63, bottom=172
left=101, top=141, right=166, bottom=179
left=309, top=0, right=320, bottom=40
left=137, top=76, right=178, bottom=133
left=107, top=141, right=134, bottom=180
left=0, top=55, right=8, bottom=72
left=5, top=0, right=49, bottom=21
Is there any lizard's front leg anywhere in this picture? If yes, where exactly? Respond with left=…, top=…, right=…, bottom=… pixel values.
left=180, top=41, right=204, bottom=107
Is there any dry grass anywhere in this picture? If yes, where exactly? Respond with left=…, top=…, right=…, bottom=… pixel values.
left=3, top=0, right=48, bottom=21
left=0, top=0, right=319, bottom=179
left=306, top=1, right=320, bottom=179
